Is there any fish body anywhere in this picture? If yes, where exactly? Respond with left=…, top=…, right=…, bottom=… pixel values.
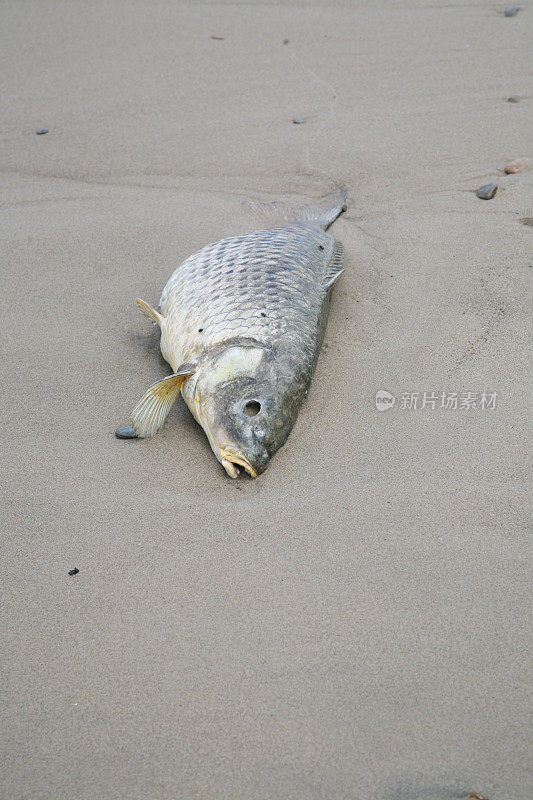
left=117, top=187, right=347, bottom=477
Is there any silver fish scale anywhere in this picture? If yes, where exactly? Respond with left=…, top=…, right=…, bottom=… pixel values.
left=159, top=222, right=339, bottom=370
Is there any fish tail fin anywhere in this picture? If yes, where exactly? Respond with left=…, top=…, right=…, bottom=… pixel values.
left=299, top=185, right=347, bottom=229
left=244, top=185, right=347, bottom=230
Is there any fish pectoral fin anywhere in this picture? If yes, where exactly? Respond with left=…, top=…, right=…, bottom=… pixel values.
left=130, top=364, right=196, bottom=439
left=135, top=298, right=163, bottom=327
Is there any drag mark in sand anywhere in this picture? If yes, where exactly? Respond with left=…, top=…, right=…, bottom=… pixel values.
left=285, top=44, right=340, bottom=179
left=453, top=303, right=508, bottom=373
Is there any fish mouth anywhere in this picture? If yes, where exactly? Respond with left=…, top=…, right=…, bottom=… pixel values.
left=220, top=448, right=258, bottom=479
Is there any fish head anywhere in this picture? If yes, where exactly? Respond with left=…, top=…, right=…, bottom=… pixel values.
left=187, top=343, right=296, bottom=478
left=217, top=385, right=272, bottom=478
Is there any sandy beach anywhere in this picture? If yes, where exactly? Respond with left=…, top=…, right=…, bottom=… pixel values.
left=1, top=1, right=531, bottom=798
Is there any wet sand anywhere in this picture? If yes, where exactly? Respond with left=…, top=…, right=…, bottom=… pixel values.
left=1, top=2, right=531, bottom=799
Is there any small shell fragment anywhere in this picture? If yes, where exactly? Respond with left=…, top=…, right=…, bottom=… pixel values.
left=504, top=157, right=527, bottom=173
left=504, top=6, right=520, bottom=16
left=68, top=568, right=80, bottom=576
left=507, top=95, right=520, bottom=102
left=36, top=128, right=48, bottom=135
left=476, top=183, right=497, bottom=200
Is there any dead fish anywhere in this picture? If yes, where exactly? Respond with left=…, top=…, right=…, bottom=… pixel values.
left=476, top=183, right=497, bottom=199
left=116, top=187, right=347, bottom=477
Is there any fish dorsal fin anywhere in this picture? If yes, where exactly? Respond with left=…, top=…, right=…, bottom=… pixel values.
left=324, top=240, right=345, bottom=290
left=130, top=363, right=197, bottom=438
left=136, top=298, right=162, bottom=327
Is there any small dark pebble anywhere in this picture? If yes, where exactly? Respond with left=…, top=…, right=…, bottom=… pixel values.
left=504, top=6, right=520, bottom=16
left=36, top=128, right=48, bottom=135
left=476, top=183, right=497, bottom=200
left=68, top=568, right=79, bottom=576
left=211, top=35, right=224, bottom=40
left=292, top=114, right=316, bottom=124
left=282, top=39, right=289, bottom=45
left=507, top=95, right=520, bottom=102
left=115, top=425, right=137, bottom=439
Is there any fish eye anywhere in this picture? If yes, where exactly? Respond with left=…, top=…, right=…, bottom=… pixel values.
left=242, top=400, right=261, bottom=417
